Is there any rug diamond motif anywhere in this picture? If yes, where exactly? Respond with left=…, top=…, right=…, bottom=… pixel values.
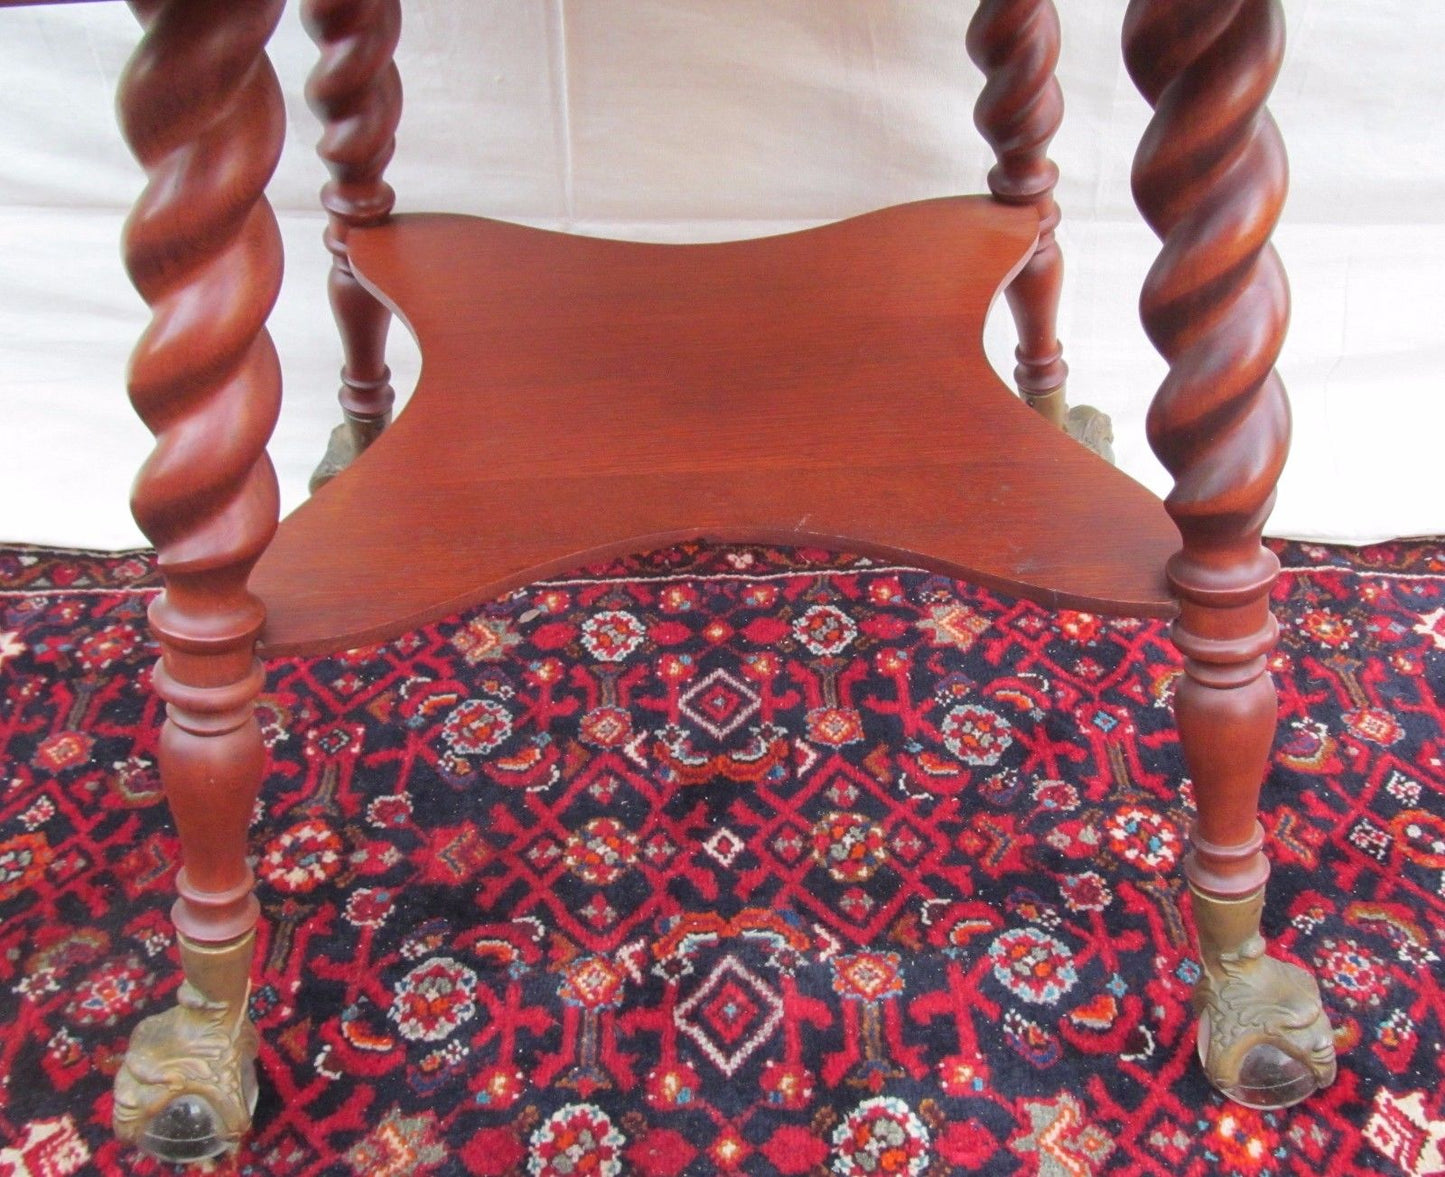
left=677, top=667, right=762, bottom=739
left=675, top=954, right=784, bottom=1076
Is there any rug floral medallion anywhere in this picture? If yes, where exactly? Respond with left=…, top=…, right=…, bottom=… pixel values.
left=0, top=540, right=1442, bottom=1176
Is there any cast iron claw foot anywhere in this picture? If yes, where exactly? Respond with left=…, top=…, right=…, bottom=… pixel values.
left=1191, top=886, right=1337, bottom=1110
left=308, top=409, right=390, bottom=494
left=1065, top=403, right=1114, bottom=464
left=114, top=933, right=259, bottom=1162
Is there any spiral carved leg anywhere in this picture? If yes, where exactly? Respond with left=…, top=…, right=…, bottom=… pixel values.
left=114, top=934, right=259, bottom=1161
left=1191, top=887, right=1336, bottom=1108
left=115, top=0, right=284, bottom=1155
left=969, top=0, right=1111, bottom=451
left=304, top=0, right=402, bottom=491
left=1125, top=0, right=1334, bottom=1104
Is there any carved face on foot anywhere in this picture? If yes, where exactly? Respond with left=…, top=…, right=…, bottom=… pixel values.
left=112, top=997, right=259, bottom=1162
left=1195, top=953, right=1337, bottom=1110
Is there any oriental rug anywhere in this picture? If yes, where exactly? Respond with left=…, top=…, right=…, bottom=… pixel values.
left=0, top=539, right=1442, bottom=1176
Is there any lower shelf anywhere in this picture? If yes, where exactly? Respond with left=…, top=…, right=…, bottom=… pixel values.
left=252, top=197, right=1177, bottom=656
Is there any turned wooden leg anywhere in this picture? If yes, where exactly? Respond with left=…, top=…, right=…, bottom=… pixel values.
left=113, top=0, right=284, bottom=1159
left=968, top=0, right=1113, bottom=461
left=1126, top=0, right=1335, bottom=1107
left=304, top=0, right=402, bottom=492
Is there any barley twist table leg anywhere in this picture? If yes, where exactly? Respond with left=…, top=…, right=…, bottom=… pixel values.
left=969, top=0, right=1113, bottom=460
left=112, top=0, right=285, bottom=1158
left=304, top=0, right=402, bottom=492
left=1126, top=0, right=1335, bottom=1107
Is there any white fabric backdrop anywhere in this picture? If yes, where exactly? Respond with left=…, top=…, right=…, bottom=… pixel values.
left=2, top=1, right=1442, bottom=550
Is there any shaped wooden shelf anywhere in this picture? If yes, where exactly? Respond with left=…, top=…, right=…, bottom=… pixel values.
left=252, top=197, right=1177, bottom=656
left=88, top=4, right=1333, bottom=1149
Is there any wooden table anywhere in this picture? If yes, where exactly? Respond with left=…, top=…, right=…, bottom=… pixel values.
left=2, top=0, right=1337, bottom=1161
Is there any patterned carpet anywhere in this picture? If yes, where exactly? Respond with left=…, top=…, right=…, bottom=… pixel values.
left=0, top=540, right=1442, bottom=1176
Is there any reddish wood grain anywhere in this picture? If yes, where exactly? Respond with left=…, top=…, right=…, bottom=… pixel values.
left=1126, top=0, right=1292, bottom=899
left=119, top=0, right=284, bottom=944
left=968, top=0, right=1069, bottom=426
left=252, top=198, right=1177, bottom=656
left=303, top=0, right=402, bottom=488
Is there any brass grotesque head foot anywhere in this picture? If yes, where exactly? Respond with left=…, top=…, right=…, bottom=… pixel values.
left=113, top=933, right=259, bottom=1162
left=1064, top=404, right=1115, bottom=465
left=308, top=408, right=392, bottom=494
left=1190, top=886, right=1337, bottom=1109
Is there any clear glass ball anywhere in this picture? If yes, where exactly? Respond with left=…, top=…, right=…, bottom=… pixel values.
left=137, top=1094, right=227, bottom=1163
left=1221, top=1042, right=1321, bottom=1110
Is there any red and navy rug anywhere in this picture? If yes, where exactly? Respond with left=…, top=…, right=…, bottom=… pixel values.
left=0, top=540, right=1443, bottom=1176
